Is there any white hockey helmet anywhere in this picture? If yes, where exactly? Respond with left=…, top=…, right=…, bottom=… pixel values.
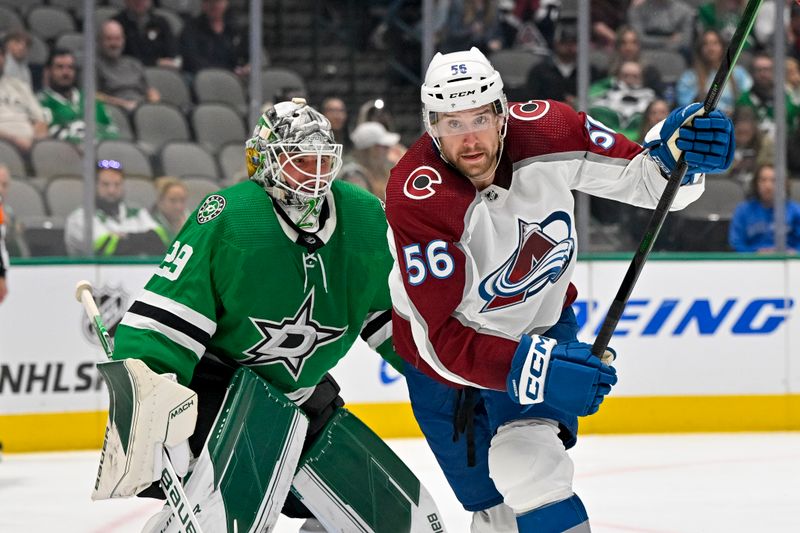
left=421, top=47, right=508, bottom=140
left=246, top=98, right=343, bottom=206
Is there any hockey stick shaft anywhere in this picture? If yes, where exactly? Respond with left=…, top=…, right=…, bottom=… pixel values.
left=591, top=0, right=764, bottom=357
left=75, top=280, right=204, bottom=533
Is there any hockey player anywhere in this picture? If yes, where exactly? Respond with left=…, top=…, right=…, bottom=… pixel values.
left=94, top=99, right=445, bottom=532
left=384, top=48, right=735, bottom=532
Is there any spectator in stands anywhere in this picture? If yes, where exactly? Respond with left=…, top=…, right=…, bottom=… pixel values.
left=753, top=0, right=792, bottom=52
left=180, top=0, right=250, bottom=77
left=3, top=30, right=33, bottom=90
left=697, top=0, right=750, bottom=48
left=589, top=60, right=657, bottom=141
left=0, top=164, right=11, bottom=302
left=65, top=159, right=167, bottom=256
left=321, top=96, right=352, bottom=152
left=152, top=176, right=189, bottom=242
left=0, top=163, right=25, bottom=260
left=605, top=26, right=664, bottom=97
left=637, top=97, right=671, bottom=143
left=493, top=0, right=522, bottom=50
left=726, top=105, right=774, bottom=187
left=113, top=0, right=180, bottom=68
left=591, top=0, right=631, bottom=51
left=339, top=121, right=400, bottom=202
left=0, top=40, right=48, bottom=154
left=0, top=162, right=26, bottom=255
left=513, top=0, right=560, bottom=48
left=729, top=164, right=800, bottom=253
left=356, top=98, right=396, bottom=131
left=676, top=29, right=752, bottom=116
left=628, top=0, right=694, bottom=56
left=788, top=125, right=800, bottom=177
left=737, top=53, right=800, bottom=136
left=787, top=57, right=800, bottom=106
left=39, top=49, right=119, bottom=144
left=790, top=4, right=800, bottom=60
left=440, top=0, right=503, bottom=54
left=96, top=19, right=161, bottom=112
left=525, top=22, right=598, bottom=106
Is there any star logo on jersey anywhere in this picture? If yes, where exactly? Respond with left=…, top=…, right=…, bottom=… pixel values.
left=197, top=194, right=226, bottom=224
left=478, top=212, right=575, bottom=312
left=242, top=289, right=347, bottom=378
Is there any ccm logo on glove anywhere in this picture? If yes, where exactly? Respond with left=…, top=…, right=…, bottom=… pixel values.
left=507, top=335, right=618, bottom=417
left=515, top=336, right=555, bottom=404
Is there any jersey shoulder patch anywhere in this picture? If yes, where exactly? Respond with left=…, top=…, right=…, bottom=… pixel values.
left=196, top=193, right=226, bottom=224
left=403, top=165, right=443, bottom=200
left=508, top=100, right=551, bottom=122
left=504, top=99, right=587, bottom=162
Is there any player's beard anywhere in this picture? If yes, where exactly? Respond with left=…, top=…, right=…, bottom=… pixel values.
left=454, top=148, right=498, bottom=184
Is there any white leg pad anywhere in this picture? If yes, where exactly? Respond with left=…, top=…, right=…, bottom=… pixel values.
left=487, top=419, right=575, bottom=514
left=470, top=503, right=518, bottom=533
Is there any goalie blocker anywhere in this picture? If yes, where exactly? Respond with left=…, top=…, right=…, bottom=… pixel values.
left=143, top=357, right=445, bottom=533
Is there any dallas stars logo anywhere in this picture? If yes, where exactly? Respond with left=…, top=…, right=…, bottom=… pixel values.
left=242, top=289, right=347, bottom=378
left=197, top=194, right=226, bottom=224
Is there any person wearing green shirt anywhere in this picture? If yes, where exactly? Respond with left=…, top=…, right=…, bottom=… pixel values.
left=737, top=53, right=800, bottom=137
left=38, top=49, right=118, bottom=144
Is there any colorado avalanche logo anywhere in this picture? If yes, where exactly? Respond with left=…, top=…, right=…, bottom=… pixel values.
left=404, top=166, right=442, bottom=200
left=509, top=100, right=550, bottom=121
left=479, top=212, right=574, bottom=312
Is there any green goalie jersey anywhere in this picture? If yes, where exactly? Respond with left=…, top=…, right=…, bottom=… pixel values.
left=114, top=179, right=400, bottom=394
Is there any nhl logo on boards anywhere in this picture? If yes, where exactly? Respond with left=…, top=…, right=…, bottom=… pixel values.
left=197, top=194, right=226, bottom=224
left=81, top=285, right=130, bottom=345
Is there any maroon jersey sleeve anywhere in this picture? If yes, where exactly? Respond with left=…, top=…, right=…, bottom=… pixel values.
left=385, top=138, right=519, bottom=390
left=503, top=99, right=645, bottom=164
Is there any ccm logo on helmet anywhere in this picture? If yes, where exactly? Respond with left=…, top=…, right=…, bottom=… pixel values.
left=450, top=90, right=476, bottom=98
left=404, top=166, right=442, bottom=200
left=509, top=100, right=551, bottom=121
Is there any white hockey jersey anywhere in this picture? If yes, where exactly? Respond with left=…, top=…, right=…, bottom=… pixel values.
left=385, top=100, right=703, bottom=390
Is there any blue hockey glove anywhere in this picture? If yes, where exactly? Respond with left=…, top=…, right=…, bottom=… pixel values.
left=507, top=335, right=617, bottom=417
left=644, top=102, right=735, bottom=183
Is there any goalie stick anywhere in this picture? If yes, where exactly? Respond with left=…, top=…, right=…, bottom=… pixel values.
left=75, top=280, right=204, bottom=533
left=591, top=0, right=765, bottom=357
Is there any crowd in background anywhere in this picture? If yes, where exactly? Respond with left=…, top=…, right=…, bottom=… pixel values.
left=0, top=0, right=798, bottom=260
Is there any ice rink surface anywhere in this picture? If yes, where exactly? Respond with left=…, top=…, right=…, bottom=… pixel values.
left=2, top=432, right=799, bottom=533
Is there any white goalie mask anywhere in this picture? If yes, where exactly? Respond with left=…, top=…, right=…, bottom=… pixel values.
left=246, top=98, right=343, bottom=207
left=421, top=47, right=509, bottom=151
